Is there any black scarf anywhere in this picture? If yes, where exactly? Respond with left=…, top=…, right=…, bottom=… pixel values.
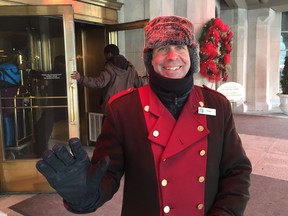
left=149, top=68, right=194, bottom=119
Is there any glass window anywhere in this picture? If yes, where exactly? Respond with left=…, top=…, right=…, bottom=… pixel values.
left=0, top=16, right=69, bottom=160
left=281, top=11, right=288, bottom=65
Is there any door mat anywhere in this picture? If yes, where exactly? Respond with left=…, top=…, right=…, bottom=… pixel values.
left=9, top=194, right=76, bottom=216
left=9, top=192, right=122, bottom=216
left=8, top=174, right=288, bottom=216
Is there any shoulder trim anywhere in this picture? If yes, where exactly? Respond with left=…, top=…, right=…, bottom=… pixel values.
left=202, top=84, right=227, bottom=99
left=108, top=87, right=135, bottom=104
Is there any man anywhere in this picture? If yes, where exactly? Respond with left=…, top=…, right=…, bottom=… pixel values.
left=71, top=44, right=148, bottom=115
left=37, top=16, right=252, bottom=216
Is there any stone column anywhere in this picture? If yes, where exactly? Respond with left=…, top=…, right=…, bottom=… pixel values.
left=246, top=8, right=280, bottom=111
left=149, top=0, right=175, bottom=18
left=222, top=8, right=248, bottom=111
left=186, top=0, right=216, bottom=87
left=148, top=0, right=215, bottom=41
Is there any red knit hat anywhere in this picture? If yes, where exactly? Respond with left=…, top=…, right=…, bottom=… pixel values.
left=144, top=16, right=195, bottom=51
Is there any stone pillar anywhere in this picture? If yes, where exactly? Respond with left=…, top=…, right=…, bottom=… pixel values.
left=246, top=8, right=279, bottom=111
left=186, top=0, right=215, bottom=38
left=186, top=0, right=216, bottom=87
left=149, top=0, right=175, bottom=18
left=222, top=8, right=248, bottom=111
left=148, top=0, right=215, bottom=40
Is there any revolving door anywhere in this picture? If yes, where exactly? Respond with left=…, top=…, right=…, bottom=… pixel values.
left=0, top=5, right=78, bottom=192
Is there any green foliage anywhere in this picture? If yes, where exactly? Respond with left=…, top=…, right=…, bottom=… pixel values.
left=280, top=56, right=288, bottom=94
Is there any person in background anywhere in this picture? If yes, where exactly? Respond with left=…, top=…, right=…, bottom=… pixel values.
left=36, top=16, right=252, bottom=216
left=71, top=44, right=148, bottom=115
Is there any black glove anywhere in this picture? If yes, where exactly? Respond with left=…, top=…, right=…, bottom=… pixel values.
left=36, top=137, right=110, bottom=213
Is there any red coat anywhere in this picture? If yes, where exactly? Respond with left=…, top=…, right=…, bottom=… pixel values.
left=91, top=85, right=252, bottom=216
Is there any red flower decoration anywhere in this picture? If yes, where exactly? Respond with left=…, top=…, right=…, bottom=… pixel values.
left=200, top=41, right=218, bottom=59
left=223, top=53, right=230, bottom=65
left=199, top=18, right=233, bottom=83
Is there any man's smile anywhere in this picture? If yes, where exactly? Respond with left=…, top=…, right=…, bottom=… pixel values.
left=163, top=66, right=182, bottom=70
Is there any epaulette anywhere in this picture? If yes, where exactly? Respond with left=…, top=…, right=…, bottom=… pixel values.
left=108, top=87, right=135, bottom=104
left=202, top=84, right=227, bottom=99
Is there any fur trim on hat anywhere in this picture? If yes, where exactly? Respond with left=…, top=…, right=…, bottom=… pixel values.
left=144, top=16, right=195, bottom=51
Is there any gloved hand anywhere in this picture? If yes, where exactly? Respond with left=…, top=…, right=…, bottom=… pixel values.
left=36, top=137, right=110, bottom=212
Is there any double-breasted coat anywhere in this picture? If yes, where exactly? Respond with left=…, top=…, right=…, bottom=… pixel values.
left=90, top=84, right=252, bottom=216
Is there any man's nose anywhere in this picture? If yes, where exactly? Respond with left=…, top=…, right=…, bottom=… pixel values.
left=166, top=49, right=178, bottom=60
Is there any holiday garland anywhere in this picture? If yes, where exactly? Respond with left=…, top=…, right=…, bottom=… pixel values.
left=198, top=18, right=233, bottom=82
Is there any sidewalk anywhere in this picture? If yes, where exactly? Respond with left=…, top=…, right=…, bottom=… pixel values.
left=233, top=112, right=288, bottom=216
left=1, top=112, right=288, bottom=215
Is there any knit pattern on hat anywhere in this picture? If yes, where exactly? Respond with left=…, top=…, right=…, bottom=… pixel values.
left=144, top=16, right=195, bottom=51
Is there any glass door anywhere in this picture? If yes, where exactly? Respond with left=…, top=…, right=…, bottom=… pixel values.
left=0, top=5, right=79, bottom=192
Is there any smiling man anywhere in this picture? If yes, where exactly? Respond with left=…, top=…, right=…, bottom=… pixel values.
left=37, top=16, right=252, bottom=216
left=151, top=45, right=191, bottom=79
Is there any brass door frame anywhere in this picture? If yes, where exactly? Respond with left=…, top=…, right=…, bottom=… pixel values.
left=0, top=5, right=78, bottom=192
left=105, top=19, right=149, bottom=44
left=105, top=19, right=149, bottom=32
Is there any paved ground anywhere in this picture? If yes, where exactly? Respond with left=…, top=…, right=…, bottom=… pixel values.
left=1, top=112, right=288, bottom=216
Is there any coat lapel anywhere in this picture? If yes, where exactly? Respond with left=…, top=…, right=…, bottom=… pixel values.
left=139, top=85, right=210, bottom=159
left=162, top=88, right=210, bottom=159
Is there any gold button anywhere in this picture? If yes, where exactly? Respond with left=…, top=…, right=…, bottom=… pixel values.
left=197, top=125, right=204, bottom=132
left=144, top=105, right=149, bottom=112
left=199, top=101, right=204, bottom=107
left=153, top=130, right=159, bottom=137
left=197, top=203, right=204, bottom=210
left=198, top=176, right=205, bottom=183
left=163, top=206, right=170, bottom=213
left=161, top=179, right=168, bottom=187
left=199, top=150, right=206, bottom=156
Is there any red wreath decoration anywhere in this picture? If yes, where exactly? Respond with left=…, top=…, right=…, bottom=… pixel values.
left=198, top=18, right=233, bottom=83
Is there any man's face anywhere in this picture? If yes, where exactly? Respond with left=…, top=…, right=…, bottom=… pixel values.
left=151, top=45, right=191, bottom=79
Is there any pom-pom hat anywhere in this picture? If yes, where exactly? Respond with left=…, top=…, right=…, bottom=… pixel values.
left=144, top=16, right=195, bottom=52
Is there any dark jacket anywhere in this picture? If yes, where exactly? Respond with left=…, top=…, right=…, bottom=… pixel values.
left=88, top=85, right=251, bottom=216
left=78, top=55, right=148, bottom=114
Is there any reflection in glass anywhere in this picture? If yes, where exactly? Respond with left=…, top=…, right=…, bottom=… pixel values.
left=0, top=16, right=69, bottom=160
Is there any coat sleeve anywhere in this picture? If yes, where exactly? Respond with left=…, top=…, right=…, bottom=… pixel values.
left=133, top=75, right=149, bottom=87
left=90, top=100, right=125, bottom=209
left=204, top=89, right=252, bottom=216
left=79, top=67, right=112, bottom=88
left=129, top=65, right=149, bottom=87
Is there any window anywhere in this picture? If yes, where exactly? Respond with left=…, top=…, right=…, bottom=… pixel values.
left=281, top=12, right=288, bottom=67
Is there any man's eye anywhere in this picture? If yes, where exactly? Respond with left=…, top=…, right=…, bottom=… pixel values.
left=176, top=45, right=185, bottom=50
left=158, top=47, right=166, bottom=51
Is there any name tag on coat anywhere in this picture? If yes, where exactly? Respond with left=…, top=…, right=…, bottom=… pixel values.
left=198, top=107, right=216, bottom=116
